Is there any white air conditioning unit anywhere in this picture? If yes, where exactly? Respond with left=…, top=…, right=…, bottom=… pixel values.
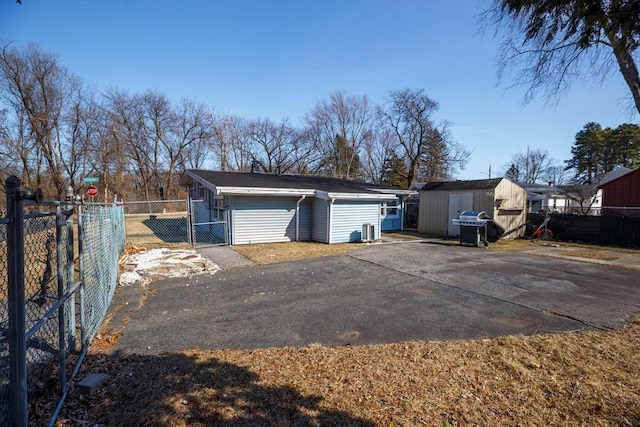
left=362, top=223, right=375, bottom=242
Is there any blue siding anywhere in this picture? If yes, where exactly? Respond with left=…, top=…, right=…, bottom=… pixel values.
left=381, top=197, right=403, bottom=231
left=311, top=198, right=329, bottom=243
left=231, top=196, right=310, bottom=245
left=298, top=198, right=312, bottom=241
left=330, top=201, right=380, bottom=243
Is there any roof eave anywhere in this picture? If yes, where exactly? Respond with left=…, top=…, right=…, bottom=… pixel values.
left=216, top=186, right=316, bottom=197
left=316, top=190, right=398, bottom=201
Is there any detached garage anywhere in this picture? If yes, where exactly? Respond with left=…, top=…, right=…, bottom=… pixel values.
left=418, top=178, right=527, bottom=238
left=180, top=170, right=415, bottom=245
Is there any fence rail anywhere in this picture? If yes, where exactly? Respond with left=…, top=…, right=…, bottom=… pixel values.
left=1, top=176, right=126, bottom=426
left=528, top=208, right=640, bottom=246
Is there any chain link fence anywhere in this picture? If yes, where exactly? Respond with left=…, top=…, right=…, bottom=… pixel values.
left=80, top=204, right=127, bottom=343
left=1, top=176, right=126, bottom=426
left=123, top=200, right=190, bottom=248
left=1, top=212, right=10, bottom=426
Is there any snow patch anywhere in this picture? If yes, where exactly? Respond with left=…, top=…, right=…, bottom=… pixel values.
left=119, top=248, right=220, bottom=286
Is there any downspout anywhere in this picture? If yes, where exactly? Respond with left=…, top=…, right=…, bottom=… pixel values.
left=400, top=196, right=405, bottom=231
left=295, top=195, right=306, bottom=242
left=327, top=198, right=334, bottom=244
left=378, top=201, right=382, bottom=241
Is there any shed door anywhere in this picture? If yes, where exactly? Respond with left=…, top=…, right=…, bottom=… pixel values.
left=447, top=193, right=473, bottom=236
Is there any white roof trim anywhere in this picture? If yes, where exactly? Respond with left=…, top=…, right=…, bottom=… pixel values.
left=315, top=190, right=398, bottom=201
left=215, top=186, right=316, bottom=197
left=370, top=188, right=418, bottom=196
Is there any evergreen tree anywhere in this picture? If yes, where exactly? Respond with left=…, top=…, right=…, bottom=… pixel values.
left=380, top=153, right=407, bottom=188
left=565, top=122, right=640, bottom=184
left=505, top=163, right=520, bottom=182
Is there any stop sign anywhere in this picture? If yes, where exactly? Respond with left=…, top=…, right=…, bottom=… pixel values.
left=87, top=185, right=98, bottom=198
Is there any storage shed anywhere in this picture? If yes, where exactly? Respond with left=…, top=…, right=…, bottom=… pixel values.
left=600, top=167, right=640, bottom=207
left=418, top=178, right=527, bottom=238
left=180, top=170, right=416, bottom=245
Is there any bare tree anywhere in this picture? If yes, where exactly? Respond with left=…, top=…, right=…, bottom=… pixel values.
left=60, top=84, right=101, bottom=193
left=543, top=164, right=569, bottom=185
left=378, top=88, right=469, bottom=188
left=103, top=88, right=154, bottom=200
left=361, top=128, right=396, bottom=184
left=303, top=90, right=374, bottom=180
left=245, top=118, right=308, bottom=174
left=224, top=115, right=254, bottom=172
left=0, top=43, right=85, bottom=198
left=183, top=103, right=216, bottom=170
left=158, top=98, right=213, bottom=198
left=503, top=147, right=555, bottom=184
left=557, top=183, right=599, bottom=214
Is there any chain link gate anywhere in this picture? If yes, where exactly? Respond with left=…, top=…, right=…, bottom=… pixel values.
left=1, top=176, right=126, bottom=427
left=188, top=198, right=228, bottom=247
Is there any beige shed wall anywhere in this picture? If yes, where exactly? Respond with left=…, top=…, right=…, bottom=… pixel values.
left=493, top=179, right=527, bottom=238
left=418, top=190, right=450, bottom=235
left=418, top=178, right=527, bottom=238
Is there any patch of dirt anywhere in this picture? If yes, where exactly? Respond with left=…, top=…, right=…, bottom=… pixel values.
left=231, top=241, right=362, bottom=264
left=561, top=250, right=619, bottom=261
left=48, top=317, right=640, bottom=426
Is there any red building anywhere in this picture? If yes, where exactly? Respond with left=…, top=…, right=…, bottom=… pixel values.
left=600, top=168, right=640, bottom=207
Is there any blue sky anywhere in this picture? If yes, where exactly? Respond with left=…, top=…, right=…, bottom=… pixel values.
left=1, top=0, right=637, bottom=180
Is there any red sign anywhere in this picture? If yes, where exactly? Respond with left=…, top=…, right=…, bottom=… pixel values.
left=87, top=185, right=98, bottom=198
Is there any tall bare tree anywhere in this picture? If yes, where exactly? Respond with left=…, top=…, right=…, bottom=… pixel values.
left=245, top=118, right=309, bottom=174
left=183, top=103, right=217, bottom=170
left=361, top=128, right=396, bottom=184
left=160, top=98, right=213, bottom=199
left=103, top=88, right=152, bottom=200
left=485, top=0, right=640, bottom=116
left=0, top=43, right=85, bottom=198
left=504, top=147, right=555, bottom=184
left=303, top=90, right=374, bottom=180
left=378, top=88, right=468, bottom=188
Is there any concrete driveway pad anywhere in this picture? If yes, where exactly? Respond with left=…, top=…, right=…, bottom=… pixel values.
left=108, top=242, right=640, bottom=355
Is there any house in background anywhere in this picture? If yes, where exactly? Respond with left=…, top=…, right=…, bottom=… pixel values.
left=522, top=167, right=633, bottom=214
left=180, top=170, right=416, bottom=245
left=418, top=178, right=527, bottom=238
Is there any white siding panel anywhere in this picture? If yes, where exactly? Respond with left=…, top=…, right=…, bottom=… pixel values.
left=330, top=201, right=380, bottom=243
left=232, top=196, right=298, bottom=245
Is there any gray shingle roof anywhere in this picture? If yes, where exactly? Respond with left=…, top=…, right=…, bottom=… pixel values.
left=183, top=170, right=409, bottom=194
left=420, top=178, right=504, bottom=191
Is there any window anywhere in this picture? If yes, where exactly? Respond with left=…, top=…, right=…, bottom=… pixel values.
left=381, top=200, right=399, bottom=217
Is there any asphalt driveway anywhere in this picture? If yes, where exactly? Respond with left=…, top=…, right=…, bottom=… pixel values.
left=106, top=242, right=640, bottom=355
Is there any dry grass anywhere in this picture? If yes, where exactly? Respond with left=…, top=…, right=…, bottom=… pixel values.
left=491, top=237, right=639, bottom=254
left=124, top=213, right=192, bottom=249
left=51, top=317, right=640, bottom=426
left=560, top=250, right=620, bottom=261
left=232, top=241, right=362, bottom=264
left=33, top=237, right=640, bottom=425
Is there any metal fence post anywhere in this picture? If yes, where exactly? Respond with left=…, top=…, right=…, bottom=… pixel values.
left=6, top=175, right=28, bottom=427
left=65, top=210, right=76, bottom=352
left=76, top=204, right=87, bottom=350
left=55, top=205, right=68, bottom=396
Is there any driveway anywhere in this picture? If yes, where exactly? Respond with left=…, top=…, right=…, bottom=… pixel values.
left=105, top=242, right=640, bottom=355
